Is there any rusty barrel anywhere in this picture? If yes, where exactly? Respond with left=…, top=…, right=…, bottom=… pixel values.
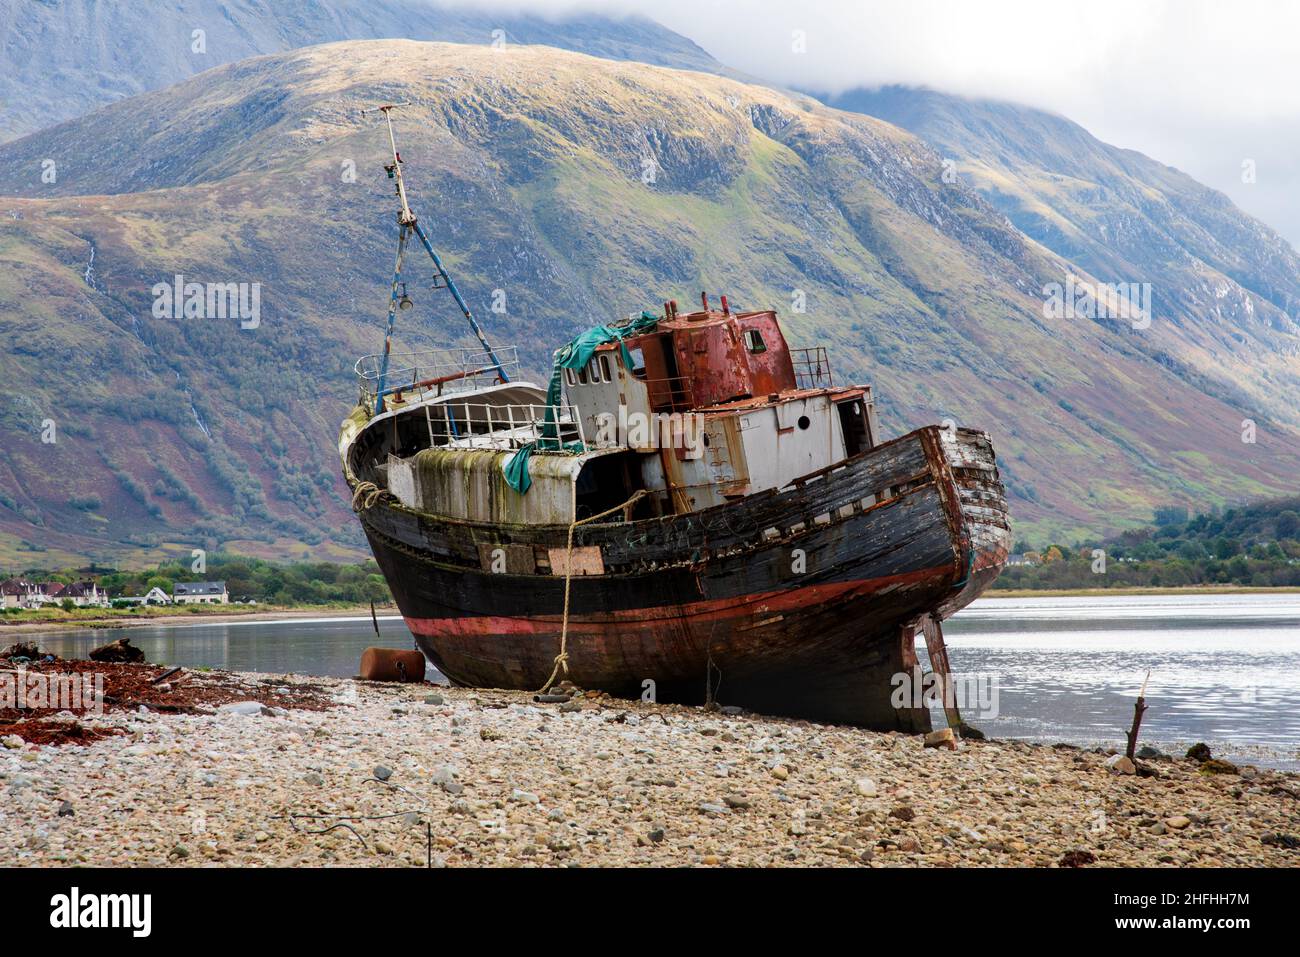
left=359, top=647, right=427, bottom=683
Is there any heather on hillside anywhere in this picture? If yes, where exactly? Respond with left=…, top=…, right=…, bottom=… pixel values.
left=3, top=41, right=1298, bottom=567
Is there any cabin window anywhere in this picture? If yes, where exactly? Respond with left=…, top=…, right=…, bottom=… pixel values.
left=599, top=354, right=612, bottom=382
left=564, top=369, right=577, bottom=387
left=745, top=329, right=767, bottom=354
left=577, top=365, right=589, bottom=384
left=627, top=347, right=646, bottom=379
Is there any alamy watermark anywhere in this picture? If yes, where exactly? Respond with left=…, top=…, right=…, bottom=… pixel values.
left=50, top=887, right=151, bottom=937
left=592, top=405, right=705, bottom=459
left=152, top=274, right=260, bottom=329
left=890, top=667, right=999, bottom=719
left=1, top=669, right=105, bottom=714
left=1042, top=273, right=1151, bottom=330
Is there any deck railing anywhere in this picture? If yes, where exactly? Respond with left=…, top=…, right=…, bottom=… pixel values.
left=642, top=374, right=696, bottom=413
left=791, top=347, right=833, bottom=389
left=424, top=400, right=586, bottom=451
left=354, top=347, right=521, bottom=406
left=639, top=348, right=834, bottom=410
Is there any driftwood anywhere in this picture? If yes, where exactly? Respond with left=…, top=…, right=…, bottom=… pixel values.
left=149, top=666, right=184, bottom=685
left=88, top=637, right=145, bottom=664
left=1124, top=671, right=1150, bottom=761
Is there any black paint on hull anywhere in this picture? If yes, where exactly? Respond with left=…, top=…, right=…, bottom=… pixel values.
left=350, top=427, right=1010, bottom=728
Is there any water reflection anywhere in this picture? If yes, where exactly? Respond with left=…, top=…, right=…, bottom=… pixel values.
left=941, top=595, right=1300, bottom=769
left=35, top=615, right=441, bottom=682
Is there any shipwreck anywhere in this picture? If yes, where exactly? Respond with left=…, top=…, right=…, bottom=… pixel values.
left=340, top=108, right=1011, bottom=731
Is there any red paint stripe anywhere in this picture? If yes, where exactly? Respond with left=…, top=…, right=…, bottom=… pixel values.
left=404, top=565, right=952, bottom=638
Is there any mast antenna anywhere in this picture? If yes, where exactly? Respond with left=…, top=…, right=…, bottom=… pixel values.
left=361, top=103, right=510, bottom=410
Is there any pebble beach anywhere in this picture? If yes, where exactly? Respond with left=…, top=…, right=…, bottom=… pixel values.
left=3, top=669, right=1298, bottom=868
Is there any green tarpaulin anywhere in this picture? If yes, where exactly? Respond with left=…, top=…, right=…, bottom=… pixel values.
left=504, top=311, right=661, bottom=494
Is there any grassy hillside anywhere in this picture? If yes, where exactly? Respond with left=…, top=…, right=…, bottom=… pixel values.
left=825, top=86, right=1300, bottom=435
left=0, top=0, right=722, bottom=142
left=0, top=40, right=1297, bottom=563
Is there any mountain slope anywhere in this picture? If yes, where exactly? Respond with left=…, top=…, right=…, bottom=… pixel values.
left=0, top=0, right=721, bottom=142
left=824, top=86, right=1300, bottom=433
left=0, top=40, right=1296, bottom=565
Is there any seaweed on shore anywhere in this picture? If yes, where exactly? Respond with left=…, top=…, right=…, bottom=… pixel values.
left=0, top=650, right=336, bottom=747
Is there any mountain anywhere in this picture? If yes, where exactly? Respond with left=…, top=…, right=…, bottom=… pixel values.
left=823, top=86, right=1300, bottom=435
left=0, top=0, right=721, bottom=142
left=1, top=40, right=1298, bottom=566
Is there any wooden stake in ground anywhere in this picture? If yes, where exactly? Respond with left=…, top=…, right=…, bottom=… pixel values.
left=1125, top=670, right=1150, bottom=760
left=920, top=614, right=962, bottom=731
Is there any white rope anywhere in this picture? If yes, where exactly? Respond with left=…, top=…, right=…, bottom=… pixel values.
left=536, top=488, right=649, bottom=694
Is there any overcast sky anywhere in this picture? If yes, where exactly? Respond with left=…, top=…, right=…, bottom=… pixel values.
left=451, top=0, right=1300, bottom=248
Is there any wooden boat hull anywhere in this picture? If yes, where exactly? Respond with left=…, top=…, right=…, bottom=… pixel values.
left=356, top=425, right=1010, bottom=729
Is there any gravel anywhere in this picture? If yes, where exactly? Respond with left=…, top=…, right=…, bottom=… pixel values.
left=1, top=671, right=1297, bottom=867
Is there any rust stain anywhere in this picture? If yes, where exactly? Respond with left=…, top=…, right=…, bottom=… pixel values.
left=548, top=545, right=605, bottom=576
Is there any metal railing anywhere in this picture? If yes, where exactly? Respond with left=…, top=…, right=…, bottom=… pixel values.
left=426, top=400, right=586, bottom=451
left=354, top=347, right=521, bottom=404
left=791, top=347, right=833, bottom=389
left=641, top=375, right=696, bottom=413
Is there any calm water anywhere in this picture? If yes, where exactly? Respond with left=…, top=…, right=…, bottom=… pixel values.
left=938, top=594, right=1300, bottom=769
left=35, top=615, right=433, bottom=683
left=33, top=594, right=1300, bottom=769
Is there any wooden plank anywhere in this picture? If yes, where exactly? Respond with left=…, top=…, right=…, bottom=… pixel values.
left=548, top=546, right=605, bottom=576
left=920, top=613, right=962, bottom=730
left=476, top=543, right=536, bottom=574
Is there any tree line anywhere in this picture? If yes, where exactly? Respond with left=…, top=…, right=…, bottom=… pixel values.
left=995, top=497, right=1300, bottom=590
left=5, top=555, right=393, bottom=607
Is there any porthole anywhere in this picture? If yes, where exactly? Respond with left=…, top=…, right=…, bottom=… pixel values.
left=797, top=415, right=811, bottom=430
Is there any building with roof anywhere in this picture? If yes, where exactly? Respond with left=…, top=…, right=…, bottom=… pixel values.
left=172, top=581, right=228, bottom=605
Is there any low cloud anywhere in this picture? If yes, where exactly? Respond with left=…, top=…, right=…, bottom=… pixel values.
left=424, top=0, right=1300, bottom=246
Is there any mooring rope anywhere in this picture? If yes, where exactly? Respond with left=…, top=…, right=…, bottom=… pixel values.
left=351, top=480, right=386, bottom=512
left=537, top=487, right=650, bottom=694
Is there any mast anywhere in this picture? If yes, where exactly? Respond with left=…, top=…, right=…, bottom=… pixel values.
left=363, top=104, right=510, bottom=412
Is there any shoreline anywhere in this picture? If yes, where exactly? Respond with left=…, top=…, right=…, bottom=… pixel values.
left=3, top=669, right=1295, bottom=867
left=0, top=605, right=401, bottom=636
left=7, top=586, right=1295, bottom=636
left=986, top=586, right=1300, bottom=599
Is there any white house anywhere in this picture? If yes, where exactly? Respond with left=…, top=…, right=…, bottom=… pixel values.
left=61, top=581, right=110, bottom=607
left=0, top=579, right=40, bottom=609
left=36, top=582, right=66, bottom=606
left=118, top=586, right=172, bottom=606
left=143, top=585, right=171, bottom=605
left=2, top=580, right=113, bottom=608
left=173, top=581, right=229, bottom=605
